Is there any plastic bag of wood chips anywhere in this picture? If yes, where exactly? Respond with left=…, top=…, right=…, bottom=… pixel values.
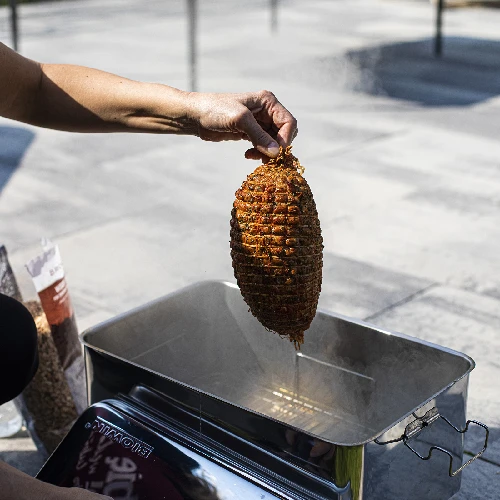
left=18, top=301, right=78, bottom=456
left=26, top=239, right=86, bottom=414
left=0, top=244, right=78, bottom=455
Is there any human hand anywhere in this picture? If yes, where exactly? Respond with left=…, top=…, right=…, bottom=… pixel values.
left=51, top=487, right=113, bottom=500
left=186, top=90, right=298, bottom=161
left=0, top=460, right=112, bottom=500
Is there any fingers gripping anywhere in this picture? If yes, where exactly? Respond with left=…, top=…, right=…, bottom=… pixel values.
left=238, top=109, right=279, bottom=157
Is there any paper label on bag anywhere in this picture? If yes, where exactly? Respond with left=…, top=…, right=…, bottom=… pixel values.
left=26, top=240, right=64, bottom=293
left=25, top=240, right=85, bottom=416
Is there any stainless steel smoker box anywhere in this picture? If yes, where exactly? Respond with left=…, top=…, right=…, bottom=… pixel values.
left=77, top=280, right=487, bottom=500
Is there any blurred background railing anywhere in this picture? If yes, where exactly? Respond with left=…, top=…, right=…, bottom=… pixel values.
left=2, top=0, right=285, bottom=91
left=2, top=0, right=491, bottom=69
left=7, top=0, right=18, bottom=51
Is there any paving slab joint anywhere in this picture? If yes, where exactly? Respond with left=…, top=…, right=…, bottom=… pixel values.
left=363, top=282, right=439, bottom=323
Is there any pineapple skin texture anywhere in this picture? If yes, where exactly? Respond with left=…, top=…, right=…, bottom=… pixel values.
left=230, top=150, right=323, bottom=346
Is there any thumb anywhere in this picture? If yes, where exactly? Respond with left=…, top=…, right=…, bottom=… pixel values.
left=239, top=111, right=280, bottom=158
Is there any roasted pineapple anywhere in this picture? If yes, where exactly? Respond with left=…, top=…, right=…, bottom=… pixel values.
left=230, top=147, right=323, bottom=347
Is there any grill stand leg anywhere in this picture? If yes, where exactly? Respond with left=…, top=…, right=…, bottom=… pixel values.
left=435, top=0, right=444, bottom=57
left=9, top=0, right=18, bottom=52
left=270, top=0, right=278, bottom=33
left=187, top=0, right=197, bottom=92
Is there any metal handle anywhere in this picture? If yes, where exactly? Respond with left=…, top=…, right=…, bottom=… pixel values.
left=375, top=408, right=489, bottom=477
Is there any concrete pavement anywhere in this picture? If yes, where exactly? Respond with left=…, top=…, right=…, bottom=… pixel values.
left=1, top=0, right=499, bottom=497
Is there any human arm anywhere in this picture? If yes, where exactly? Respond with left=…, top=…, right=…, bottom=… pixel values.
left=0, top=42, right=297, bottom=159
left=0, top=460, right=112, bottom=500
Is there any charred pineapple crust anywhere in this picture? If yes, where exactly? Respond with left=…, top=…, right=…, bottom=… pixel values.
left=230, top=146, right=323, bottom=347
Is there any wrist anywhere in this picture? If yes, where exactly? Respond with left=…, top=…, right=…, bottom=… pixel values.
left=182, top=91, right=204, bottom=132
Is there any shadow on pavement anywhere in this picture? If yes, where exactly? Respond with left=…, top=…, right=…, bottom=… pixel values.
left=0, top=126, right=35, bottom=194
left=345, top=37, right=500, bottom=106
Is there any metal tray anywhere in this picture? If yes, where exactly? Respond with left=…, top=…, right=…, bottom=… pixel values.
left=81, top=280, right=488, bottom=500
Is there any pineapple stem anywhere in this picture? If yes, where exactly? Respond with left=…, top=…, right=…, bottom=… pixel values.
left=269, top=146, right=305, bottom=175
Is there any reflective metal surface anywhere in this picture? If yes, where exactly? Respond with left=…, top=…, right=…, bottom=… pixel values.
left=82, top=280, right=473, bottom=445
left=37, top=402, right=282, bottom=499
left=38, top=392, right=350, bottom=499
left=79, top=280, right=479, bottom=499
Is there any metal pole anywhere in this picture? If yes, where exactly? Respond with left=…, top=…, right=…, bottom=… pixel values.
left=270, top=0, right=278, bottom=34
left=435, top=0, right=444, bottom=57
left=9, top=0, right=19, bottom=52
left=187, top=0, right=197, bottom=92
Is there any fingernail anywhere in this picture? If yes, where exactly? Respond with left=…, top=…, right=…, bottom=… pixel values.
left=266, top=141, right=280, bottom=156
